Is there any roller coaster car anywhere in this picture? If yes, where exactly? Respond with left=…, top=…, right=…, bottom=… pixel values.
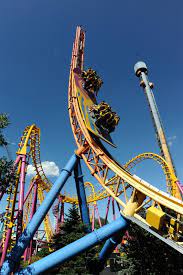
left=74, top=67, right=116, bottom=147
left=89, top=101, right=120, bottom=134
left=81, top=68, right=103, bottom=96
left=146, top=206, right=183, bottom=241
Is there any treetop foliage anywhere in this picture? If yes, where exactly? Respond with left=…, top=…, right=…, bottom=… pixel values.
left=0, top=113, right=10, bottom=130
left=0, top=114, right=14, bottom=196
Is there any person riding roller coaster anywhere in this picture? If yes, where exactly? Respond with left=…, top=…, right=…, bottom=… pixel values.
left=89, top=101, right=120, bottom=134
left=82, top=69, right=120, bottom=133
left=81, top=68, right=103, bottom=96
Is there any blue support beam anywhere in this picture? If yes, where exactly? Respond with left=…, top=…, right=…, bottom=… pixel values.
left=74, top=159, right=91, bottom=232
left=16, top=215, right=128, bottom=275
left=99, top=234, right=122, bottom=265
left=0, top=153, right=79, bottom=275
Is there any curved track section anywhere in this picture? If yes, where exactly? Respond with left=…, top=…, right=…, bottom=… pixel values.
left=123, top=152, right=178, bottom=194
left=18, top=125, right=53, bottom=241
left=17, top=125, right=51, bottom=190
left=68, top=26, right=183, bottom=251
left=63, top=184, right=113, bottom=204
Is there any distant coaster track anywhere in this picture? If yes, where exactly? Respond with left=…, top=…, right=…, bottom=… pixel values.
left=123, top=152, right=178, bottom=194
left=17, top=125, right=53, bottom=241
left=1, top=125, right=53, bottom=258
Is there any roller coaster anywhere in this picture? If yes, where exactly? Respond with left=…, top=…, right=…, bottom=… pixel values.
left=0, top=26, right=183, bottom=274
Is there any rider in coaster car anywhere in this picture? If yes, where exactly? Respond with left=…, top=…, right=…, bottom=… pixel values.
left=81, top=68, right=103, bottom=96
left=90, top=101, right=120, bottom=133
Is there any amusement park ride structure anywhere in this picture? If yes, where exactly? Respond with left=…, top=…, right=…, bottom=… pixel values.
left=134, top=61, right=181, bottom=199
left=0, top=26, right=183, bottom=274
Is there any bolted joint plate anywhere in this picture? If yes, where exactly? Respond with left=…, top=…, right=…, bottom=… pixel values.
left=134, top=61, right=148, bottom=76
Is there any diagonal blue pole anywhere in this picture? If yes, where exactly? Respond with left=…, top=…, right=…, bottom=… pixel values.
left=16, top=215, right=128, bottom=275
left=99, top=234, right=123, bottom=266
left=0, top=153, right=79, bottom=275
left=74, top=159, right=91, bottom=232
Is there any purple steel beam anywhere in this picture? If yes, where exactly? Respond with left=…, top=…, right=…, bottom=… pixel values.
left=112, top=198, right=116, bottom=221
left=14, top=180, right=35, bottom=223
left=104, top=197, right=111, bottom=224
left=176, top=181, right=183, bottom=195
left=0, top=228, right=12, bottom=266
left=0, top=155, right=22, bottom=265
left=24, top=183, right=38, bottom=262
left=55, top=200, right=60, bottom=234
left=60, top=201, right=64, bottom=224
left=17, top=155, right=27, bottom=239
left=95, top=204, right=102, bottom=228
left=92, top=207, right=95, bottom=231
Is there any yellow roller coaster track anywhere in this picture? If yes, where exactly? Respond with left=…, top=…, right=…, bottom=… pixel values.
left=123, top=152, right=178, bottom=195
left=20, top=126, right=53, bottom=242
left=62, top=182, right=114, bottom=205
left=2, top=125, right=53, bottom=249
left=2, top=162, right=22, bottom=251
left=62, top=181, right=112, bottom=205
left=68, top=26, right=183, bottom=251
left=62, top=152, right=177, bottom=205
left=17, top=125, right=51, bottom=190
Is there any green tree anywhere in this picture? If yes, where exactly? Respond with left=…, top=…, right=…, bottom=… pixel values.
left=0, top=157, right=14, bottom=195
left=118, top=224, right=183, bottom=274
left=40, top=204, right=101, bottom=275
left=0, top=113, right=14, bottom=198
left=0, top=113, right=10, bottom=129
left=0, top=113, right=10, bottom=149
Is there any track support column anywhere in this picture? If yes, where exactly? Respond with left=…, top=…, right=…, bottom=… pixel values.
left=98, top=190, right=145, bottom=268
left=98, top=234, right=122, bottom=268
left=105, top=197, right=111, bottom=224
left=24, top=182, right=38, bottom=262
left=16, top=215, right=128, bottom=275
left=74, top=159, right=91, bottom=232
left=0, top=152, right=80, bottom=275
left=123, top=189, right=146, bottom=216
left=17, top=155, right=27, bottom=239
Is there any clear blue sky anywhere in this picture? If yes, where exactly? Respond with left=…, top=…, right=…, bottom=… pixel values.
left=0, top=1, right=183, bottom=218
